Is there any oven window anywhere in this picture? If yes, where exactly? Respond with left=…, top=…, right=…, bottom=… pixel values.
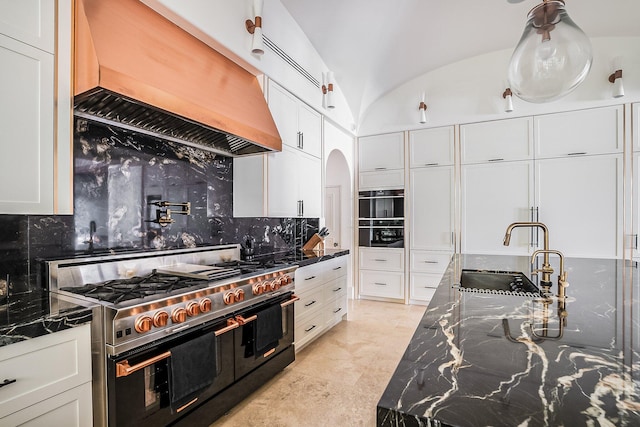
left=144, top=365, right=162, bottom=411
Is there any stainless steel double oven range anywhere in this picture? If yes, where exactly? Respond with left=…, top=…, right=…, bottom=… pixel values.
left=46, top=245, right=299, bottom=427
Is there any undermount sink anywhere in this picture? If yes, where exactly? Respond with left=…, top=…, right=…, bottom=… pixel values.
left=458, top=269, right=540, bottom=295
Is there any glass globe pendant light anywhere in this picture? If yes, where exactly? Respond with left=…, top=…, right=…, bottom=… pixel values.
left=507, top=0, right=592, bottom=103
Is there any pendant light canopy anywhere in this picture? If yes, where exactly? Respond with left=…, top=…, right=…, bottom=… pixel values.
left=507, top=0, right=592, bottom=103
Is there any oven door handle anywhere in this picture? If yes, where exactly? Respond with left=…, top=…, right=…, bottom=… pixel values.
left=235, top=314, right=258, bottom=325
left=281, top=295, right=300, bottom=307
left=214, top=318, right=240, bottom=336
left=116, top=351, right=171, bottom=378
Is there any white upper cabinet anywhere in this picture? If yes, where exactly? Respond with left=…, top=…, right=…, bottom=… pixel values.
left=267, top=145, right=321, bottom=218
left=410, top=166, right=454, bottom=250
left=534, top=106, right=623, bottom=158
left=409, top=126, right=454, bottom=168
left=0, top=0, right=72, bottom=215
left=268, top=81, right=322, bottom=158
left=359, top=132, right=404, bottom=171
left=461, top=160, right=535, bottom=255
left=536, top=154, right=622, bottom=259
left=0, top=1, right=55, bottom=53
left=460, top=117, right=533, bottom=164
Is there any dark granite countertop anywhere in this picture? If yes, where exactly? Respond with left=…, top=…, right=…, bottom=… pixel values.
left=377, top=254, right=640, bottom=426
left=0, top=290, right=93, bottom=348
left=252, top=248, right=350, bottom=268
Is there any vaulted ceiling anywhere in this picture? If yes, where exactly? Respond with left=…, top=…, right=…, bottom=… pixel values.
left=280, top=0, right=640, bottom=121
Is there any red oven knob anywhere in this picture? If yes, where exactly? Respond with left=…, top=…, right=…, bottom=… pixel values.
left=171, top=308, right=188, bottom=323
left=234, top=289, right=245, bottom=302
left=223, top=291, right=236, bottom=305
left=153, top=311, right=169, bottom=327
left=134, top=315, right=153, bottom=333
left=186, top=301, right=200, bottom=317
left=199, top=298, right=212, bottom=313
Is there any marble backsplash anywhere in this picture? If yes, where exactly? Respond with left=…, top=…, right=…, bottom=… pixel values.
left=0, top=118, right=318, bottom=297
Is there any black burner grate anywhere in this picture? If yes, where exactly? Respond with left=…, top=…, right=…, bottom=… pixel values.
left=61, top=273, right=209, bottom=304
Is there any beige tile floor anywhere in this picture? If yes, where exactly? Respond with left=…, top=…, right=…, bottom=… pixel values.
left=210, top=299, right=426, bottom=427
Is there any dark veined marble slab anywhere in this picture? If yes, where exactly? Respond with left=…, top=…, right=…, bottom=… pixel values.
left=0, top=290, right=92, bottom=348
left=378, top=254, right=640, bottom=427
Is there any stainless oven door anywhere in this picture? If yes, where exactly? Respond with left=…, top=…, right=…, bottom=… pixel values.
left=107, top=315, right=237, bottom=427
left=234, top=292, right=296, bottom=379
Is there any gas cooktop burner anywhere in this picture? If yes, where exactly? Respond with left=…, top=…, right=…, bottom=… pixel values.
left=60, top=272, right=210, bottom=304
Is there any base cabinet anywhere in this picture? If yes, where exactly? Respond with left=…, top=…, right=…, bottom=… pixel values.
left=358, top=247, right=405, bottom=300
left=1, top=382, right=92, bottom=427
left=294, top=256, right=348, bottom=351
left=0, top=325, right=92, bottom=423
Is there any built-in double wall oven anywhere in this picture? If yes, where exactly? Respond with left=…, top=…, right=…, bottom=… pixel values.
left=358, top=189, right=405, bottom=248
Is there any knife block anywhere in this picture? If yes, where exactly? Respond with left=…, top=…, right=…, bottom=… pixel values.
left=302, top=233, right=324, bottom=251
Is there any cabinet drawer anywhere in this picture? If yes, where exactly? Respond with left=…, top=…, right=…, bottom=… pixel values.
left=0, top=324, right=91, bottom=418
left=359, top=132, right=404, bottom=171
left=410, top=273, right=442, bottom=301
left=325, top=295, right=348, bottom=325
left=294, top=262, right=326, bottom=292
left=295, top=312, right=325, bottom=347
left=410, top=251, right=451, bottom=274
left=360, top=270, right=404, bottom=299
left=359, top=248, right=404, bottom=271
left=359, top=169, right=404, bottom=190
left=0, top=382, right=93, bottom=427
left=325, top=256, right=348, bottom=281
left=324, top=277, right=347, bottom=301
left=295, top=287, right=325, bottom=318
left=409, top=126, right=455, bottom=167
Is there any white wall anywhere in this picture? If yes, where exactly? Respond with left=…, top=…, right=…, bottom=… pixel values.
left=359, top=37, right=640, bottom=136
left=141, top=0, right=356, bottom=134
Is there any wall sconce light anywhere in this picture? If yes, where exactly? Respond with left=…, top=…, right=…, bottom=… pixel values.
left=608, top=57, right=624, bottom=98
left=245, top=0, right=264, bottom=55
left=418, top=93, right=427, bottom=124
left=322, top=71, right=335, bottom=109
left=503, top=88, right=514, bottom=113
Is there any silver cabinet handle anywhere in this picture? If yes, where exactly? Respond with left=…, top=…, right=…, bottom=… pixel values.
left=332, top=266, right=342, bottom=270
left=304, top=300, right=317, bottom=307
left=374, top=167, right=387, bottom=170
left=634, top=234, right=638, bottom=250
left=305, top=275, right=316, bottom=281
left=487, top=158, right=504, bottom=162
left=424, top=163, right=439, bottom=166
left=373, top=259, right=387, bottom=262
left=374, top=282, right=387, bottom=286
left=423, top=260, right=438, bottom=264
left=567, top=152, right=587, bottom=156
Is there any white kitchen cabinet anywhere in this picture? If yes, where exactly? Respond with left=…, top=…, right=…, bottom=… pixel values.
left=359, top=132, right=405, bottom=172
left=359, top=169, right=404, bottom=190
left=268, top=80, right=322, bottom=158
left=294, top=256, right=349, bottom=351
left=0, top=325, right=92, bottom=422
left=0, top=382, right=92, bottom=427
left=0, top=0, right=72, bottom=214
left=0, top=1, right=55, bottom=53
left=536, top=154, right=622, bottom=259
left=267, top=145, right=321, bottom=218
left=534, top=106, right=623, bottom=158
left=359, top=247, right=404, bottom=300
left=461, top=160, right=535, bottom=255
left=410, top=166, right=454, bottom=251
left=409, top=251, right=451, bottom=304
left=460, top=117, right=533, bottom=164
left=409, top=126, right=455, bottom=168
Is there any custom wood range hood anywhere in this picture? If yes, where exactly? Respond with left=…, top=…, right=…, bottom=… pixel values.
left=74, top=0, right=281, bottom=156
